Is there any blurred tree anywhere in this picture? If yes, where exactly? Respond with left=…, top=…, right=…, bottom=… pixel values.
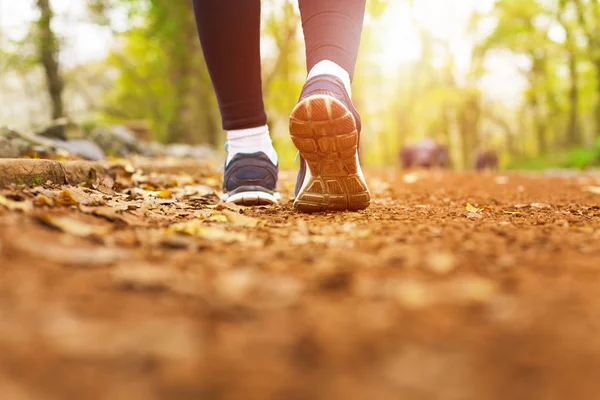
left=2, top=0, right=596, bottom=168
left=571, top=0, right=600, bottom=139
left=260, top=0, right=304, bottom=162
left=91, top=0, right=219, bottom=145
left=36, top=0, right=65, bottom=121
left=478, top=0, right=561, bottom=155
left=558, top=0, right=582, bottom=146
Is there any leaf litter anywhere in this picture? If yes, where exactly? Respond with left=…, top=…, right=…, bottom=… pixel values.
left=2, top=165, right=600, bottom=399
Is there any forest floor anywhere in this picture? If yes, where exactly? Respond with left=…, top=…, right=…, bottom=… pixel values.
left=1, top=161, right=600, bottom=400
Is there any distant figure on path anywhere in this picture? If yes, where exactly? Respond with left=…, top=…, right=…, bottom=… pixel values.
left=400, top=138, right=450, bottom=169
left=193, top=0, right=369, bottom=212
left=475, top=150, right=499, bottom=171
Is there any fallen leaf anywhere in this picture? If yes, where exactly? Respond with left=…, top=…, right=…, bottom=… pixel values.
left=466, top=203, right=482, bottom=218
left=37, top=215, right=111, bottom=237
left=34, top=194, right=55, bottom=207
left=79, top=205, right=143, bottom=226
left=156, top=199, right=177, bottom=205
left=206, top=213, right=229, bottom=223
left=11, top=236, right=128, bottom=267
left=221, top=210, right=259, bottom=228
left=102, top=175, right=115, bottom=189
left=56, top=187, right=106, bottom=206
left=466, top=203, right=481, bottom=213
left=56, top=190, right=79, bottom=206
left=157, top=189, right=173, bottom=199
left=0, top=195, right=33, bottom=212
left=187, top=193, right=220, bottom=206
left=182, top=185, right=214, bottom=197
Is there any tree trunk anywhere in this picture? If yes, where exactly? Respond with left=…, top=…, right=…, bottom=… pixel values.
left=558, top=2, right=581, bottom=147
left=36, top=0, right=65, bottom=121
left=529, top=56, right=548, bottom=155
left=566, top=53, right=581, bottom=146
left=164, top=3, right=197, bottom=144
left=571, top=0, right=599, bottom=141
left=536, top=118, right=548, bottom=155
left=459, top=92, right=480, bottom=169
left=595, top=61, right=600, bottom=142
left=529, top=94, right=548, bottom=155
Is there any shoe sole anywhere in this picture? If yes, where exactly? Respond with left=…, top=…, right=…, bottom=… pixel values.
left=290, top=94, right=370, bottom=213
left=222, top=191, right=280, bottom=207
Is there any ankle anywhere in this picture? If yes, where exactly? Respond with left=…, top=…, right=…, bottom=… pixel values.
left=226, top=125, right=278, bottom=165
left=307, top=60, right=352, bottom=97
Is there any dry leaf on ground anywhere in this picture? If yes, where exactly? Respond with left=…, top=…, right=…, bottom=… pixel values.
left=0, top=195, right=33, bottom=212
left=56, top=190, right=80, bottom=206
left=34, top=194, right=55, bottom=207
left=37, top=215, right=111, bottom=237
left=166, top=220, right=248, bottom=243
left=221, top=210, right=260, bottom=228
left=79, top=205, right=144, bottom=226
left=466, top=203, right=482, bottom=218
left=10, top=236, right=128, bottom=267
left=157, top=190, right=173, bottom=199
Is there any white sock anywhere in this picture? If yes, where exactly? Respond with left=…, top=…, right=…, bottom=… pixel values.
left=307, top=60, right=352, bottom=98
left=226, top=125, right=278, bottom=165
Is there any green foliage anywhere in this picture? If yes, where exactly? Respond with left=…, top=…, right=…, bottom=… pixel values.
left=103, top=27, right=174, bottom=141
left=98, top=0, right=219, bottom=145
left=564, top=147, right=597, bottom=169
left=509, top=139, right=600, bottom=170
left=6, top=0, right=600, bottom=170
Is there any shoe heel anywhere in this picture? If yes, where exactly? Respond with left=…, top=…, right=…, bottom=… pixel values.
left=290, top=95, right=370, bottom=213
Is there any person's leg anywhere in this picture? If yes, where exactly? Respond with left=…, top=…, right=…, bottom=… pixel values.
left=193, top=0, right=279, bottom=206
left=300, top=0, right=366, bottom=92
left=291, top=0, right=369, bottom=212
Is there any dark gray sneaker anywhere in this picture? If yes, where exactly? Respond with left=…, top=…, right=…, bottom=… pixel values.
left=290, top=74, right=370, bottom=213
left=222, top=152, right=280, bottom=206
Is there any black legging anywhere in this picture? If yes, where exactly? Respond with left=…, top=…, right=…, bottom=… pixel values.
left=193, top=0, right=366, bottom=131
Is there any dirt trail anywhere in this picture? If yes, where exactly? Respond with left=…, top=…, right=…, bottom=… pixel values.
left=1, top=166, right=600, bottom=400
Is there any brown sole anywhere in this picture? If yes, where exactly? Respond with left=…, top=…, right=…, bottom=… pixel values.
left=290, top=95, right=370, bottom=213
